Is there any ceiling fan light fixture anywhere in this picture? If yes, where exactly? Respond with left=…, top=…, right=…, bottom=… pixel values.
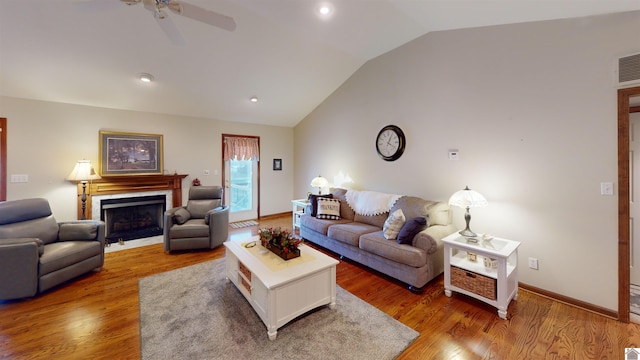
left=139, top=73, right=154, bottom=82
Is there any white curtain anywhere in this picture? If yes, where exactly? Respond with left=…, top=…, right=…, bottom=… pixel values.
left=223, top=137, right=260, bottom=161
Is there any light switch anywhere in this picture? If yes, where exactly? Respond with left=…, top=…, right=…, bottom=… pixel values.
left=10, top=174, right=29, bottom=183
left=448, top=150, right=459, bottom=161
left=600, top=182, right=614, bottom=196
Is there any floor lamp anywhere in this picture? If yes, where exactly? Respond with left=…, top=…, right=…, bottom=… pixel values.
left=67, top=160, right=101, bottom=220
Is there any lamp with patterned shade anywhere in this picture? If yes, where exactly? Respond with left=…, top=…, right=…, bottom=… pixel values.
left=310, top=175, right=329, bottom=195
left=448, top=186, right=488, bottom=239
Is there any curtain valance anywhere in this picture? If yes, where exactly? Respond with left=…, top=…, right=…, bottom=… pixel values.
left=223, top=137, right=260, bottom=161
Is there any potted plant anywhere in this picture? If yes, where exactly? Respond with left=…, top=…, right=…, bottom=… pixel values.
left=259, top=227, right=302, bottom=260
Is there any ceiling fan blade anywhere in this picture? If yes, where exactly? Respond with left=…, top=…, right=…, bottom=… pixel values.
left=142, top=0, right=156, bottom=12
left=155, top=14, right=187, bottom=46
left=170, top=1, right=236, bottom=32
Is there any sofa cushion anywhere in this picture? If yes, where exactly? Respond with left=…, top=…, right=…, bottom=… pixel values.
left=0, top=198, right=52, bottom=225
left=397, top=217, right=428, bottom=244
left=354, top=212, right=388, bottom=228
left=330, top=188, right=355, bottom=221
left=300, top=215, right=351, bottom=235
left=359, top=232, right=427, bottom=268
left=0, top=216, right=60, bottom=245
left=327, top=222, right=380, bottom=247
left=309, top=194, right=333, bottom=217
left=316, top=198, right=341, bottom=220
left=426, top=202, right=450, bottom=226
left=383, top=209, right=405, bottom=240
left=187, top=199, right=220, bottom=219
left=169, top=219, right=209, bottom=239
left=39, top=241, right=102, bottom=276
left=58, top=222, right=99, bottom=241
left=173, top=208, right=191, bottom=225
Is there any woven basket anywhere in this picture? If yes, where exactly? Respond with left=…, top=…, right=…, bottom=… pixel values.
left=451, top=266, right=496, bottom=300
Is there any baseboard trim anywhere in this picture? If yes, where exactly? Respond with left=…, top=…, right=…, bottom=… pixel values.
left=519, top=282, right=618, bottom=320
left=258, top=211, right=291, bottom=220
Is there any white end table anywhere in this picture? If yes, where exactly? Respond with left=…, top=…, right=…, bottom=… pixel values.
left=443, top=233, right=520, bottom=319
left=291, top=199, right=309, bottom=233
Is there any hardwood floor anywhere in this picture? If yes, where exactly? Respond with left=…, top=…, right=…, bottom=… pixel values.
left=2, top=214, right=640, bottom=359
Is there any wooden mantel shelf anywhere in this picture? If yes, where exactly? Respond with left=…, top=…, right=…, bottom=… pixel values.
left=73, top=174, right=188, bottom=220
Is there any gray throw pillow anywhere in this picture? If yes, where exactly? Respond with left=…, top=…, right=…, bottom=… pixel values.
left=397, top=216, right=428, bottom=244
left=173, top=208, right=191, bottom=225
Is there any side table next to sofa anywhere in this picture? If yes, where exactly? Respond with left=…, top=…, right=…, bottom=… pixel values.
left=443, top=233, right=521, bottom=319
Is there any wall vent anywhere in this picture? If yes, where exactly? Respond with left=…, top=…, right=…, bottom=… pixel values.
left=619, top=53, right=640, bottom=86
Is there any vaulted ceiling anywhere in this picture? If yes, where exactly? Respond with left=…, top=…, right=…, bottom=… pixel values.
left=1, top=0, right=639, bottom=127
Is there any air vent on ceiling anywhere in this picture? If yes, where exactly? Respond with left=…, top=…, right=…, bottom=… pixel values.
left=618, top=53, right=640, bottom=86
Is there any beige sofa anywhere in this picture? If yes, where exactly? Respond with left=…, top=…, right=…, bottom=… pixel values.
left=300, top=188, right=456, bottom=292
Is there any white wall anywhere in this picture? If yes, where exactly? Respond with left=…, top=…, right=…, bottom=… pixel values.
left=1, top=96, right=294, bottom=220
left=294, top=11, right=640, bottom=310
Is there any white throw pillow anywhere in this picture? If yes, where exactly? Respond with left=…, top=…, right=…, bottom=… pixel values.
left=316, top=198, right=341, bottom=220
left=383, top=209, right=406, bottom=240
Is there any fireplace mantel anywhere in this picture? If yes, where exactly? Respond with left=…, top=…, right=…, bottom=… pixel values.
left=73, top=174, right=188, bottom=220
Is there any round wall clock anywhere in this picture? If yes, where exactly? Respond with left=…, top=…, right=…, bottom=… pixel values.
left=376, top=125, right=406, bottom=161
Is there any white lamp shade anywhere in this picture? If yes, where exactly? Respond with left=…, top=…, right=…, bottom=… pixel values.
left=67, top=160, right=101, bottom=182
left=448, top=186, right=488, bottom=208
left=310, top=176, right=329, bottom=188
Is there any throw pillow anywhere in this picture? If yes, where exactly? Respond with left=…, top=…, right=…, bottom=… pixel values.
left=397, top=216, right=428, bottom=244
left=383, top=209, right=406, bottom=240
left=173, top=208, right=191, bottom=225
left=316, top=198, right=341, bottom=220
left=309, top=194, right=333, bottom=217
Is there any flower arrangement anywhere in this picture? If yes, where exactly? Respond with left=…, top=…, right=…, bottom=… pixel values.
left=192, top=178, right=201, bottom=186
left=259, top=227, right=302, bottom=259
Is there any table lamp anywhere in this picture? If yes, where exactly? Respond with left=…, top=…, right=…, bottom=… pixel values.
left=310, top=175, right=329, bottom=195
left=448, top=186, right=488, bottom=239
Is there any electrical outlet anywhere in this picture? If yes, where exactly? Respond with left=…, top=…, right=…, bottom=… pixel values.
left=528, top=257, right=539, bottom=270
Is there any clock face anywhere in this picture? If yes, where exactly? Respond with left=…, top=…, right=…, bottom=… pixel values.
left=376, top=125, right=405, bottom=161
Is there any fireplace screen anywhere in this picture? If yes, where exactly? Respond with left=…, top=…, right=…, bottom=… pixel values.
left=101, top=195, right=166, bottom=242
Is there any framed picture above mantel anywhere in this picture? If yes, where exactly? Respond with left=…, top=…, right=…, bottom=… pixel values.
left=99, top=130, right=163, bottom=176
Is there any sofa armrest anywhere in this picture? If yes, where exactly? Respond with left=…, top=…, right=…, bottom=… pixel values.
left=207, top=206, right=229, bottom=248
left=413, top=224, right=457, bottom=255
left=0, top=239, right=41, bottom=299
left=58, top=221, right=104, bottom=241
left=0, top=237, right=44, bottom=255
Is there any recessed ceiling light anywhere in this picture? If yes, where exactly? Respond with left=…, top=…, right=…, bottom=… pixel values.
left=250, top=96, right=258, bottom=103
left=317, top=3, right=334, bottom=18
left=138, top=73, right=154, bottom=82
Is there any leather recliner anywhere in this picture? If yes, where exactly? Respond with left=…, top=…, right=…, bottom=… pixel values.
left=163, top=186, right=229, bottom=252
left=0, top=198, right=105, bottom=300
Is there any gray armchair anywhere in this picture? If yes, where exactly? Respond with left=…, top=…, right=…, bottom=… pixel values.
left=164, top=186, right=229, bottom=252
left=0, top=198, right=105, bottom=300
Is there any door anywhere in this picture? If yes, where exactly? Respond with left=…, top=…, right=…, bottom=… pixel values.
left=222, top=134, right=260, bottom=223
left=630, top=114, right=640, bottom=287
left=0, top=118, right=6, bottom=201
left=224, top=159, right=258, bottom=222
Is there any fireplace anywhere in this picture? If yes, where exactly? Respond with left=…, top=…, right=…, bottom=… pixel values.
left=100, top=195, right=166, bottom=242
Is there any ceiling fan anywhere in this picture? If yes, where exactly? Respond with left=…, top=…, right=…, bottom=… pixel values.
left=121, top=0, right=236, bottom=42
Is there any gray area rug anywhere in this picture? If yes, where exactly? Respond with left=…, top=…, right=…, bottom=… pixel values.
left=139, top=258, right=419, bottom=360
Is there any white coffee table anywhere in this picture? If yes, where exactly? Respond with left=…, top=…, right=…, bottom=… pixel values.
left=224, top=236, right=339, bottom=340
